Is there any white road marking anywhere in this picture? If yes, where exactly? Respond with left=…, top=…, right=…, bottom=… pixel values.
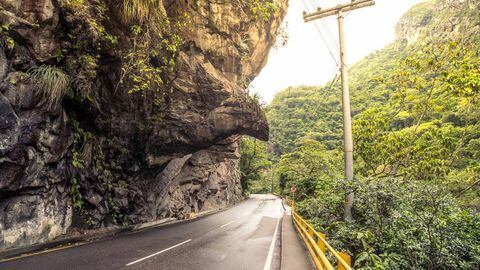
left=126, top=239, right=192, bottom=266
left=263, top=218, right=281, bottom=270
left=219, top=220, right=235, bottom=228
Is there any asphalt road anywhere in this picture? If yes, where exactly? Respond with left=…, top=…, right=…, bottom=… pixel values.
left=0, top=194, right=285, bottom=270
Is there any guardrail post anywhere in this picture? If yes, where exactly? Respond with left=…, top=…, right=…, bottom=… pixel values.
left=317, top=232, right=326, bottom=253
left=338, top=252, right=351, bottom=270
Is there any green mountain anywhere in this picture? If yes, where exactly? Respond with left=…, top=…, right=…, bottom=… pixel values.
left=268, top=0, right=479, bottom=156
left=263, top=1, right=480, bottom=268
left=267, top=0, right=480, bottom=194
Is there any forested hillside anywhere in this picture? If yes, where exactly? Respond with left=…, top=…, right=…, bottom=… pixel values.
left=267, top=0, right=480, bottom=207
left=242, top=0, right=480, bottom=269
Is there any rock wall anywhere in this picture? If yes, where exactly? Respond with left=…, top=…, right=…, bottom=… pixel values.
left=395, top=0, right=479, bottom=46
left=0, top=0, right=287, bottom=250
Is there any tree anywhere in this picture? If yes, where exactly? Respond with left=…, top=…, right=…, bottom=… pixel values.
left=275, top=138, right=342, bottom=199
left=239, top=136, right=272, bottom=193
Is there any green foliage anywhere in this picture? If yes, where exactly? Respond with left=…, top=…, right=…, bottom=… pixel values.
left=70, top=177, right=84, bottom=210
left=292, top=177, right=480, bottom=270
left=69, top=119, right=92, bottom=222
left=118, top=24, right=183, bottom=96
left=27, top=65, right=70, bottom=107
left=276, top=138, right=342, bottom=199
left=60, top=0, right=187, bottom=113
left=107, top=196, right=124, bottom=225
left=267, top=1, right=480, bottom=268
left=356, top=179, right=478, bottom=269
left=443, top=48, right=480, bottom=98
left=119, top=26, right=164, bottom=95
left=60, top=0, right=118, bottom=107
left=1, top=25, right=15, bottom=49
left=246, top=0, right=280, bottom=22
left=117, top=11, right=187, bottom=102
left=266, top=85, right=342, bottom=155
left=69, top=118, right=129, bottom=227
left=240, top=137, right=272, bottom=193
left=401, top=1, right=435, bottom=25
left=267, top=2, right=480, bottom=203
left=353, top=41, right=480, bottom=189
left=65, top=53, right=99, bottom=104
left=63, top=0, right=116, bottom=48
left=69, top=176, right=96, bottom=227
left=60, top=0, right=188, bottom=115
left=119, top=0, right=165, bottom=24
left=68, top=0, right=86, bottom=6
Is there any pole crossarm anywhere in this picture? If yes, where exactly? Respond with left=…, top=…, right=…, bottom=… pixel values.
left=303, top=0, right=375, bottom=22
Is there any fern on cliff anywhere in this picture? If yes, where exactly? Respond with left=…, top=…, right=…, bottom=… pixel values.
left=120, top=0, right=165, bottom=24
left=27, top=65, right=70, bottom=107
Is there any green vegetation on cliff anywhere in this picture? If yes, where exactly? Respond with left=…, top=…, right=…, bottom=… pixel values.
left=0, top=0, right=286, bottom=250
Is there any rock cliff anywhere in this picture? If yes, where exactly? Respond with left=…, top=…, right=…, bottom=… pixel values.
left=0, top=0, right=287, bottom=250
left=395, top=0, right=479, bottom=46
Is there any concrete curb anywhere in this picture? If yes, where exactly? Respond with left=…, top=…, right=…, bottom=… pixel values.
left=0, top=205, right=233, bottom=262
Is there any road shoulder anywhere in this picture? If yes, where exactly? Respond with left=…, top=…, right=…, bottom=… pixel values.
left=281, top=210, right=314, bottom=270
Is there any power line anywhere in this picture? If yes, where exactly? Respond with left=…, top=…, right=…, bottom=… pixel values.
left=322, top=73, right=339, bottom=99
left=301, top=0, right=339, bottom=66
left=313, top=23, right=340, bottom=66
left=320, top=20, right=339, bottom=50
left=300, top=0, right=340, bottom=106
left=307, top=0, right=340, bottom=56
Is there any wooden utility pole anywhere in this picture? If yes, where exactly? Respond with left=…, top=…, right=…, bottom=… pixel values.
left=303, top=0, right=375, bottom=221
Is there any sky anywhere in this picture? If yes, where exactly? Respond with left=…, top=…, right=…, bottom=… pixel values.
left=250, top=0, right=428, bottom=103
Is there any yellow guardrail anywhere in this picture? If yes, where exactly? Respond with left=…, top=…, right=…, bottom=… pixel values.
left=286, top=197, right=352, bottom=270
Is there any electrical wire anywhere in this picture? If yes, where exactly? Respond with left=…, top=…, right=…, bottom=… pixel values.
left=301, top=0, right=339, bottom=66
left=301, top=0, right=342, bottom=112
left=320, top=20, right=339, bottom=51
left=298, top=0, right=351, bottom=138
left=310, top=74, right=340, bottom=136
left=301, top=0, right=341, bottom=96
left=308, top=0, right=339, bottom=51
left=313, top=23, right=340, bottom=66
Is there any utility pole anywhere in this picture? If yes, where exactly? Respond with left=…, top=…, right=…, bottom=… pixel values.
left=303, top=0, right=375, bottom=221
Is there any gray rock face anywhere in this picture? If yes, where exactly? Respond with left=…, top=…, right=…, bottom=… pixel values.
left=0, top=76, right=72, bottom=249
left=395, top=0, right=479, bottom=46
left=0, top=0, right=287, bottom=249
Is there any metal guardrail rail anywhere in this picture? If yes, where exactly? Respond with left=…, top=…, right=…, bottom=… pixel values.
left=286, top=198, right=352, bottom=270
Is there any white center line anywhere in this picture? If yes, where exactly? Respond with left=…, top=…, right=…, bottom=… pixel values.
left=219, top=220, right=235, bottom=228
left=263, top=218, right=281, bottom=270
left=126, top=239, right=192, bottom=266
